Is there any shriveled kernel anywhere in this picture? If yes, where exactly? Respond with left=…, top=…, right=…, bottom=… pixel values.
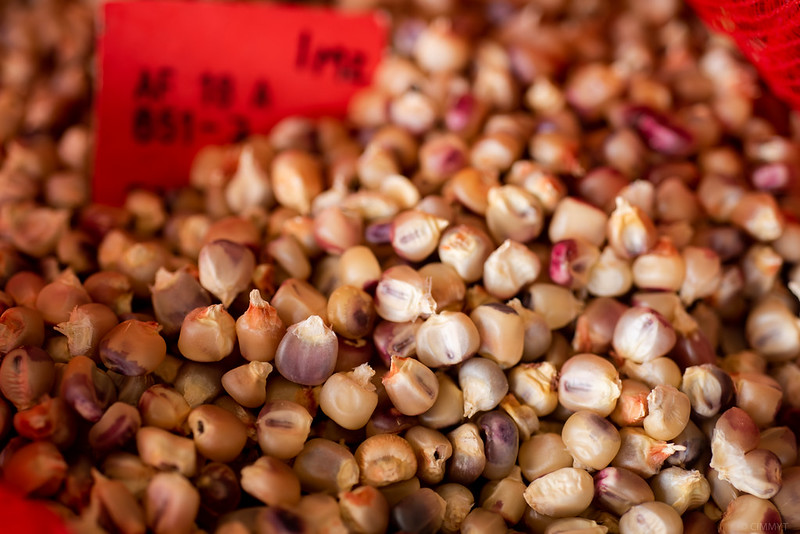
left=650, top=467, right=711, bottom=515
left=355, top=433, right=418, bottom=487
left=483, top=240, right=541, bottom=299
left=437, top=483, right=475, bottom=534
left=56, top=304, right=118, bottom=360
left=438, top=224, right=494, bottom=283
left=35, top=269, right=91, bottom=325
left=642, top=385, right=692, bottom=441
left=509, top=362, right=559, bottom=417
left=418, top=262, right=466, bottom=313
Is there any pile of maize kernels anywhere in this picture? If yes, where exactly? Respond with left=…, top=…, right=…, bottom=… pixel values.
left=0, top=0, right=798, bottom=533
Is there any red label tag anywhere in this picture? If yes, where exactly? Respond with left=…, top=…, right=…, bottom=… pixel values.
left=93, top=1, right=387, bottom=206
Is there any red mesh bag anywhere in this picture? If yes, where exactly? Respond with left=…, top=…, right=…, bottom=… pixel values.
left=687, top=0, right=800, bottom=110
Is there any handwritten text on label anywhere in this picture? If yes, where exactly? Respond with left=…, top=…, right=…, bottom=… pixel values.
left=93, top=1, right=387, bottom=205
